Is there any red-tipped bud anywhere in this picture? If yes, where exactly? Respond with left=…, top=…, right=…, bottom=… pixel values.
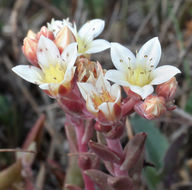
left=54, top=26, right=76, bottom=53
left=156, top=77, right=178, bottom=101
left=134, top=95, right=166, bottom=120
left=36, top=26, right=54, bottom=41
left=22, top=37, right=38, bottom=66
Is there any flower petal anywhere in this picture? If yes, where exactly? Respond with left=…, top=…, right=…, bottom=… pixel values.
left=105, top=70, right=130, bottom=87
left=151, top=65, right=181, bottom=85
left=129, top=85, right=154, bottom=99
left=98, top=102, right=115, bottom=121
left=111, top=42, right=136, bottom=72
left=61, top=42, right=78, bottom=70
left=136, top=37, right=161, bottom=68
left=12, top=65, right=44, bottom=84
left=77, top=82, right=97, bottom=100
left=78, top=19, right=105, bottom=41
left=37, top=36, right=60, bottom=70
left=47, top=18, right=72, bottom=36
left=110, top=84, right=121, bottom=102
left=86, top=95, right=98, bottom=114
left=63, top=67, right=76, bottom=84
left=85, top=39, right=110, bottom=54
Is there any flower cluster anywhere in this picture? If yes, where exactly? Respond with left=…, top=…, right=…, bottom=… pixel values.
left=12, top=18, right=181, bottom=190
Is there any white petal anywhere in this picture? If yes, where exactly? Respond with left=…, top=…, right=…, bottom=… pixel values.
left=12, top=65, right=44, bottom=84
left=39, top=83, right=60, bottom=92
left=129, top=85, right=154, bottom=99
left=95, top=73, right=109, bottom=92
left=98, top=102, right=115, bottom=120
left=111, top=43, right=136, bottom=72
left=151, top=65, right=181, bottom=85
left=63, top=67, right=76, bottom=83
left=47, top=18, right=72, bottom=36
left=77, top=82, right=96, bottom=100
left=78, top=19, right=105, bottom=41
left=85, top=39, right=110, bottom=54
left=105, top=70, right=130, bottom=87
left=86, top=95, right=98, bottom=113
left=110, top=84, right=121, bottom=102
left=136, top=37, right=161, bottom=68
left=37, top=36, right=60, bottom=70
left=61, top=42, right=78, bottom=70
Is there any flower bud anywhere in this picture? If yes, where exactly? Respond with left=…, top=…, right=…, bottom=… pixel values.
left=27, top=30, right=36, bottom=40
left=54, top=26, right=76, bottom=53
left=134, top=95, right=166, bottom=120
left=36, top=26, right=54, bottom=41
left=22, top=36, right=38, bottom=66
left=156, top=77, right=178, bottom=101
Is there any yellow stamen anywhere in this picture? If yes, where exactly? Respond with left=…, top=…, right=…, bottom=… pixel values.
left=127, top=65, right=152, bottom=87
left=44, top=64, right=65, bottom=83
left=92, top=90, right=115, bottom=108
left=76, top=36, right=89, bottom=54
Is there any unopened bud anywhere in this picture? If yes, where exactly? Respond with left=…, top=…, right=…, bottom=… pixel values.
left=36, top=26, right=54, bottom=41
left=54, top=26, right=76, bottom=53
left=156, top=77, right=178, bottom=101
left=134, top=95, right=166, bottom=120
left=22, top=37, right=38, bottom=66
left=27, top=30, right=36, bottom=40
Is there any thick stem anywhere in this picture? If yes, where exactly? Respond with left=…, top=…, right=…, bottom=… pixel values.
left=74, top=119, right=95, bottom=190
left=106, top=138, right=127, bottom=176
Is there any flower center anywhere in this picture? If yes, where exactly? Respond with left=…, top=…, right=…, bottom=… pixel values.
left=92, top=90, right=115, bottom=108
left=76, top=36, right=89, bottom=54
left=44, top=64, right=65, bottom=83
left=127, top=66, right=153, bottom=87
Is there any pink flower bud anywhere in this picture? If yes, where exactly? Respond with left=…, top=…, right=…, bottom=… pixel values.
left=54, top=26, right=76, bottom=53
left=36, top=26, right=54, bottom=41
left=22, top=36, right=38, bottom=66
left=156, top=77, right=178, bottom=101
left=134, top=95, right=166, bottom=120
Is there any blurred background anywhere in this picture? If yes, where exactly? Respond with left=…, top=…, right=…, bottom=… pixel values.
left=0, top=0, right=192, bottom=189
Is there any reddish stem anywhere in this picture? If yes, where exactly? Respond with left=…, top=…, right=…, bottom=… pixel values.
left=106, top=138, right=127, bottom=176
left=74, top=119, right=95, bottom=190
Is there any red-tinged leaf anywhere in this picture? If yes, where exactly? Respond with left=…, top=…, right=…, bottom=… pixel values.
left=107, top=176, right=134, bottom=190
left=89, top=140, right=122, bottom=164
left=103, top=161, right=114, bottom=176
left=22, top=114, right=45, bottom=149
left=120, top=133, right=147, bottom=171
left=84, top=169, right=114, bottom=190
left=65, top=184, right=82, bottom=190
left=105, top=124, right=124, bottom=139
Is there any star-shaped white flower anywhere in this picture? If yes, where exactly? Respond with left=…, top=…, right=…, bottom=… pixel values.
left=72, top=19, right=110, bottom=55
left=12, top=35, right=77, bottom=97
left=77, top=73, right=121, bottom=123
left=105, top=37, right=181, bottom=99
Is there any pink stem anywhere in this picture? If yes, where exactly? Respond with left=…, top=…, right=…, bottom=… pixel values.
left=74, top=119, right=95, bottom=190
left=106, top=138, right=127, bottom=176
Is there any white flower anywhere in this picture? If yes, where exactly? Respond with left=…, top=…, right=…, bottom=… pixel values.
left=47, top=18, right=73, bottom=36
left=105, top=37, right=181, bottom=99
left=72, top=19, right=110, bottom=55
left=12, top=35, right=77, bottom=97
left=77, top=73, right=121, bottom=123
